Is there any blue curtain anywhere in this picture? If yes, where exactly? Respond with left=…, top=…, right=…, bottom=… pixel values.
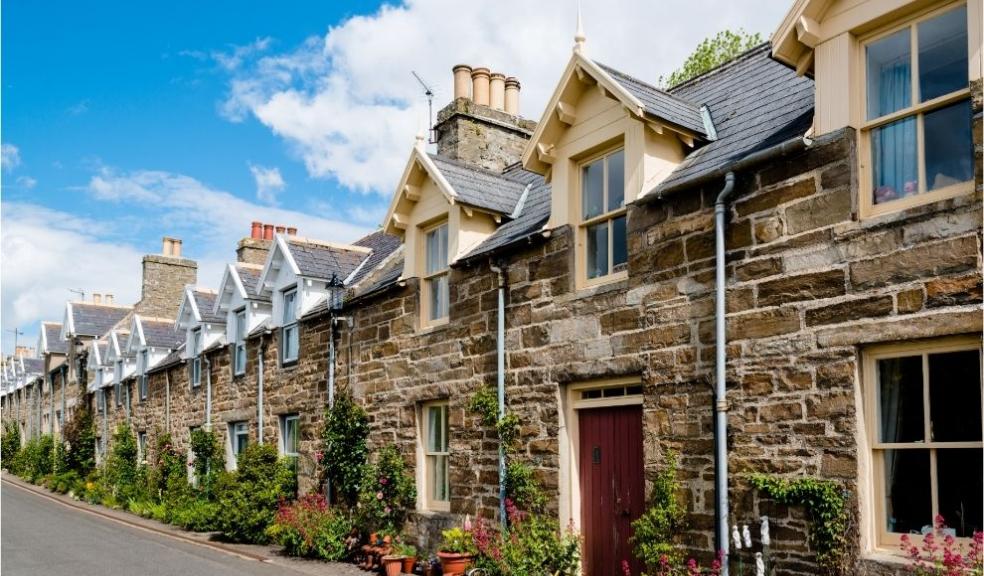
left=872, top=58, right=917, bottom=204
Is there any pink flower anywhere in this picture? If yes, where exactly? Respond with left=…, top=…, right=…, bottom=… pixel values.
left=621, top=559, right=631, bottom=576
left=376, top=491, right=383, bottom=500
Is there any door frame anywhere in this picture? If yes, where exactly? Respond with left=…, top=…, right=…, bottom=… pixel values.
left=558, top=376, right=644, bottom=536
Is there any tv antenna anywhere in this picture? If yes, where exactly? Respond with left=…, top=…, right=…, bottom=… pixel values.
left=69, top=288, right=85, bottom=301
left=411, top=70, right=436, bottom=143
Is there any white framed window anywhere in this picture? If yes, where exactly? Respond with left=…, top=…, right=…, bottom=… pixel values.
left=862, top=337, right=982, bottom=549
left=227, top=421, right=249, bottom=470
left=233, top=309, right=247, bottom=376
left=114, top=361, right=123, bottom=407
left=578, top=148, right=627, bottom=286
left=139, top=349, right=149, bottom=401
left=190, top=328, right=202, bottom=388
left=420, top=401, right=450, bottom=511
left=137, top=431, right=147, bottom=464
left=279, top=414, right=299, bottom=458
left=281, top=289, right=299, bottom=364
left=97, top=388, right=106, bottom=414
left=860, top=3, right=973, bottom=217
left=422, top=222, right=449, bottom=326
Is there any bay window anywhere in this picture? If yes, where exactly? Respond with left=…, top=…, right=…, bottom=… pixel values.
left=421, top=401, right=450, bottom=511
left=234, top=309, right=246, bottom=375
left=281, top=289, right=299, bottom=364
left=863, top=338, right=982, bottom=548
left=580, top=148, right=627, bottom=285
left=862, top=3, right=973, bottom=216
left=422, top=222, right=449, bottom=326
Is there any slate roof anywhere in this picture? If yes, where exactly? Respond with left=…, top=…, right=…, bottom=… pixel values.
left=286, top=238, right=368, bottom=282
left=656, top=43, right=814, bottom=192
left=192, top=290, right=224, bottom=324
left=350, top=230, right=401, bottom=286
left=148, top=346, right=184, bottom=374
left=463, top=168, right=551, bottom=261
left=70, top=303, right=132, bottom=338
left=352, top=256, right=405, bottom=300
left=236, top=265, right=265, bottom=300
left=141, top=319, right=184, bottom=349
left=43, top=323, right=67, bottom=355
left=429, top=154, right=529, bottom=215
left=597, top=63, right=708, bottom=137
left=93, top=341, right=110, bottom=366
left=22, top=358, right=44, bottom=375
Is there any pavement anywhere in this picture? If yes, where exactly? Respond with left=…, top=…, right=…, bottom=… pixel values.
left=1, top=474, right=365, bottom=576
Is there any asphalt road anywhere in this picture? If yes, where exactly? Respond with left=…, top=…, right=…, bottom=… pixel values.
left=0, top=481, right=344, bottom=576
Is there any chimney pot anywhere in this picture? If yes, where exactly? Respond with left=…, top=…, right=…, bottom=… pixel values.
left=171, top=239, right=182, bottom=258
left=251, top=221, right=262, bottom=239
left=471, top=67, right=491, bottom=106
left=105, top=294, right=114, bottom=305
left=263, top=224, right=274, bottom=240
left=275, top=225, right=286, bottom=234
left=489, top=72, right=506, bottom=111
left=162, top=237, right=172, bottom=257
left=92, top=293, right=102, bottom=304
left=452, top=65, right=472, bottom=100
left=504, top=77, right=521, bottom=115
left=287, top=227, right=298, bottom=236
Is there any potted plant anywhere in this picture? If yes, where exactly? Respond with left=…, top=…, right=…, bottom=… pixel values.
left=396, top=542, right=418, bottom=573
left=381, top=553, right=406, bottom=576
left=437, top=527, right=476, bottom=576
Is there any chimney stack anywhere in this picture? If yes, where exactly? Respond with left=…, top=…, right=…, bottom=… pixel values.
left=105, top=294, right=114, bottom=305
left=251, top=221, right=262, bottom=239
left=238, top=221, right=291, bottom=265
left=92, top=293, right=102, bottom=304
left=471, top=67, right=490, bottom=106
left=504, top=77, right=520, bottom=115
left=453, top=65, right=472, bottom=99
left=138, top=236, right=197, bottom=318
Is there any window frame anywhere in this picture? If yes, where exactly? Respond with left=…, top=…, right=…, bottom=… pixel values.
left=228, top=421, right=249, bottom=469
left=862, top=336, right=983, bottom=550
left=137, top=431, right=147, bottom=464
left=576, top=145, right=628, bottom=289
left=420, top=220, right=450, bottom=328
left=139, top=349, right=149, bottom=401
left=858, top=1, right=974, bottom=219
left=233, top=308, right=247, bottom=376
left=114, top=361, right=123, bottom=407
left=420, top=400, right=451, bottom=512
left=190, top=328, right=202, bottom=388
left=279, top=413, right=300, bottom=458
left=280, top=288, right=299, bottom=365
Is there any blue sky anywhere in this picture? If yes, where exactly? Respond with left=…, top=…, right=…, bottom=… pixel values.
left=1, top=0, right=789, bottom=355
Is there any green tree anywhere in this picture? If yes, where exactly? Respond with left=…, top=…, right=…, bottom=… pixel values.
left=62, top=405, right=96, bottom=476
left=663, top=29, right=763, bottom=88
left=320, top=393, right=369, bottom=507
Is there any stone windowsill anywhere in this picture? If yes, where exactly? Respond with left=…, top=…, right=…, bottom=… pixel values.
left=557, top=276, right=628, bottom=304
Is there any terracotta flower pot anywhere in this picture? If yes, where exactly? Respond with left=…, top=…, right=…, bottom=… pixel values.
left=382, top=555, right=405, bottom=576
left=437, top=551, right=474, bottom=576
left=402, top=556, right=417, bottom=573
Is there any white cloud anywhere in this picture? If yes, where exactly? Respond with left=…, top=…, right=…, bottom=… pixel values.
left=220, top=0, right=788, bottom=194
left=249, top=164, right=286, bottom=205
left=1, top=143, right=21, bottom=172
left=213, top=37, right=272, bottom=71
left=1, top=202, right=144, bottom=353
left=16, top=176, right=37, bottom=189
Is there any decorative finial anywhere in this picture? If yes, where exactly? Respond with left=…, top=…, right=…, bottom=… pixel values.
left=573, top=1, right=586, bottom=53
left=415, top=130, right=425, bottom=150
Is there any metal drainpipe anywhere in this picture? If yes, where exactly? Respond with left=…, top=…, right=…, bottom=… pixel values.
left=49, top=372, right=55, bottom=435
left=165, top=370, right=171, bottom=434
left=204, top=356, right=212, bottom=430
left=328, top=315, right=336, bottom=408
left=258, top=333, right=265, bottom=445
left=102, top=389, right=108, bottom=458
left=489, top=260, right=507, bottom=527
left=61, top=364, right=67, bottom=437
left=714, top=171, right=736, bottom=574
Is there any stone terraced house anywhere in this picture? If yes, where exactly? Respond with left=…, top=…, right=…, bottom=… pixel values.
left=2, top=0, right=982, bottom=574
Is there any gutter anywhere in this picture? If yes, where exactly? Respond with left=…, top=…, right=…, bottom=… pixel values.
left=488, top=259, right=508, bottom=527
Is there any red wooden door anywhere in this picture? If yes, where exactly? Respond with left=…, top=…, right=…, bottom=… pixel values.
left=579, top=405, right=645, bottom=576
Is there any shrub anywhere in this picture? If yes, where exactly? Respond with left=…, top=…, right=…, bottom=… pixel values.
left=320, top=393, right=370, bottom=507
left=900, top=515, right=983, bottom=576
left=16, top=435, right=54, bottom=482
left=632, top=452, right=687, bottom=570
left=47, top=470, right=82, bottom=495
left=171, top=498, right=222, bottom=532
left=267, top=493, right=355, bottom=560
left=214, top=443, right=295, bottom=543
left=2, top=421, right=21, bottom=467
left=441, top=526, right=478, bottom=555
left=62, top=406, right=96, bottom=476
left=356, top=445, right=416, bottom=534
left=505, top=460, right=545, bottom=513
left=189, top=428, right=224, bottom=497
left=472, top=501, right=580, bottom=576
left=104, top=423, right=143, bottom=502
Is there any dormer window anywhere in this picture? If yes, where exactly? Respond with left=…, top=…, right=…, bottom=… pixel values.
left=422, top=222, right=449, bottom=326
left=234, top=309, right=247, bottom=376
left=862, top=3, right=972, bottom=217
left=281, top=288, right=299, bottom=364
left=190, top=328, right=202, bottom=388
left=580, top=148, right=627, bottom=285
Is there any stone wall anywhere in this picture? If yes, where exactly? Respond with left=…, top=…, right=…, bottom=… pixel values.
left=136, top=255, right=197, bottom=319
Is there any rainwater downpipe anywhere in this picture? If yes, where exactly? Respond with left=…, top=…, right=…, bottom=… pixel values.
left=489, top=260, right=507, bottom=527
left=165, top=370, right=171, bottom=434
left=258, top=332, right=266, bottom=445
left=60, top=364, right=67, bottom=437
left=204, top=356, right=212, bottom=430
left=328, top=315, right=336, bottom=408
left=714, top=171, right=736, bottom=574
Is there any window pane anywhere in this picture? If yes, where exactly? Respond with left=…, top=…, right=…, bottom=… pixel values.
left=582, top=159, right=605, bottom=219
left=427, top=274, right=448, bottom=321
left=924, top=100, right=974, bottom=191
left=426, top=224, right=448, bottom=275
left=236, top=311, right=245, bottom=341
left=427, top=406, right=442, bottom=452
left=878, top=355, right=924, bottom=443
left=607, top=150, right=625, bottom=211
left=586, top=221, right=609, bottom=279
left=883, top=449, right=932, bottom=534
left=283, top=291, right=296, bottom=323
left=439, top=405, right=448, bottom=452
left=937, top=449, right=983, bottom=537
left=918, top=6, right=968, bottom=102
left=433, top=454, right=449, bottom=502
left=871, top=116, right=917, bottom=205
left=866, top=28, right=912, bottom=120
left=612, top=215, right=627, bottom=272
left=929, top=349, right=982, bottom=442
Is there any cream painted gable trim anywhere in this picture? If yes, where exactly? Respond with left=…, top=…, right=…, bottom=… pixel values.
left=773, top=0, right=833, bottom=71
left=256, top=234, right=301, bottom=295
left=383, top=144, right=458, bottom=236
left=522, top=52, right=647, bottom=175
